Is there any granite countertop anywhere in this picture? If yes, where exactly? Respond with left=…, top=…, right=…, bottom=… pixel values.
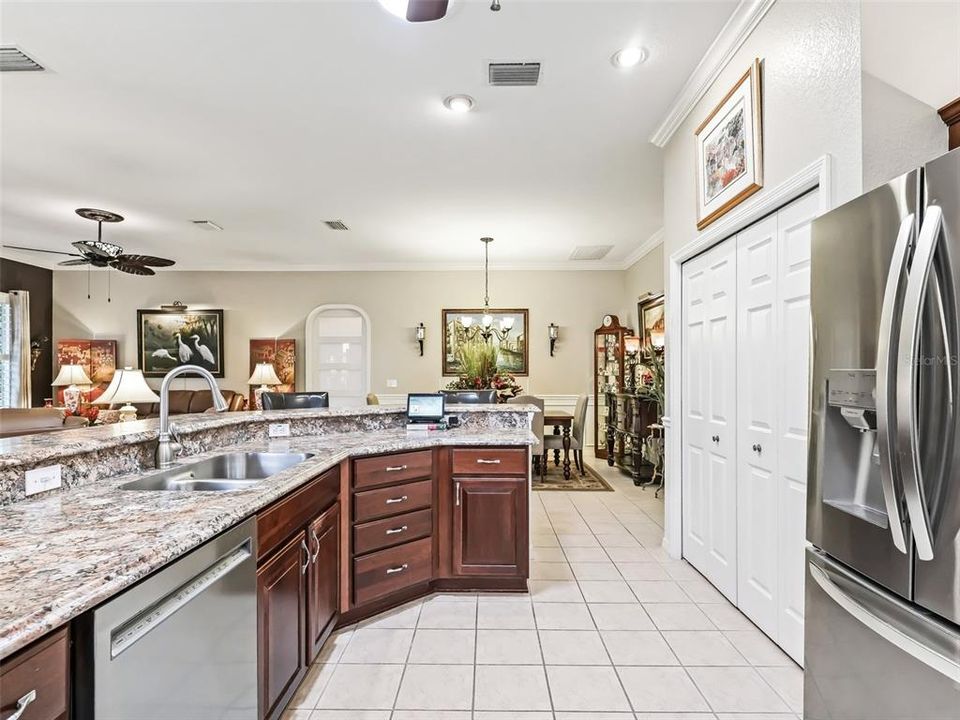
left=0, top=425, right=534, bottom=659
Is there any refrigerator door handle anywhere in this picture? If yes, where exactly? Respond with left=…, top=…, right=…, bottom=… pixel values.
left=875, top=213, right=914, bottom=554
left=896, top=205, right=944, bottom=561
left=810, top=563, right=960, bottom=683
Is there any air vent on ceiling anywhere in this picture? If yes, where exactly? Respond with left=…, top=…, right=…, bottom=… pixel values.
left=0, top=47, right=44, bottom=72
left=569, top=245, right=614, bottom=261
left=191, top=220, right=223, bottom=231
left=324, top=220, right=349, bottom=231
left=488, top=62, right=540, bottom=87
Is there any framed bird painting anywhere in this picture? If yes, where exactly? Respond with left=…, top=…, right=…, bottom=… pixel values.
left=137, top=308, right=225, bottom=377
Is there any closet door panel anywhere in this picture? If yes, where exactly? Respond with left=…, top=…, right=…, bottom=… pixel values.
left=704, top=241, right=738, bottom=601
left=682, top=255, right=711, bottom=572
left=736, top=215, right=780, bottom=638
left=776, top=192, right=818, bottom=664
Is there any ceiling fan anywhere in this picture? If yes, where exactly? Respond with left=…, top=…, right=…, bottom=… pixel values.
left=4, top=208, right=175, bottom=276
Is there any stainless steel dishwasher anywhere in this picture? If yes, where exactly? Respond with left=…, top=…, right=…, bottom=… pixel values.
left=75, top=517, right=258, bottom=720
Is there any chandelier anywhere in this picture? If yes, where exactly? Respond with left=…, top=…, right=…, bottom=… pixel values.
left=461, top=237, right=514, bottom=343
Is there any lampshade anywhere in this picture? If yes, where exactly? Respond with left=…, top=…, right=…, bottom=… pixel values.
left=92, top=367, right=160, bottom=404
left=624, top=336, right=641, bottom=355
left=247, top=362, right=282, bottom=386
left=51, top=364, right=92, bottom=387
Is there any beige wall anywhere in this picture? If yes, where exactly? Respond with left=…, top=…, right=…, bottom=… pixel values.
left=662, top=0, right=864, bottom=265
left=623, top=244, right=664, bottom=332
left=53, top=269, right=629, bottom=399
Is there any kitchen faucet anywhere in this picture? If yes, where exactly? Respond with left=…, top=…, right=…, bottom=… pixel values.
left=156, top=364, right=229, bottom=468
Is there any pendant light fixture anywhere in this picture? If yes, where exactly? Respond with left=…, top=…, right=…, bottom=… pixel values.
left=461, top=237, right=514, bottom=343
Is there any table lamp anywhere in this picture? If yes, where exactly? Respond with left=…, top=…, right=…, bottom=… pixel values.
left=51, top=364, right=93, bottom=413
left=248, top=362, right=282, bottom=410
left=93, top=367, right=160, bottom=422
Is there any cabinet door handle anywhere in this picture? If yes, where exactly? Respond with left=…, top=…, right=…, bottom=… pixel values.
left=385, top=495, right=408, bottom=504
left=455, top=481, right=461, bottom=507
left=385, top=525, right=408, bottom=535
left=386, top=564, right=408, bottom=575
left=385, top=465, right=408, bottom=472
left=300, top=539, right=310, bottom=575
left=753, top=443, right=762, bottom=453
left=476, top=458, right=501, bottom=464
left=6, top=690, right=36, bottom=720
left=309, top=528, right=321, bottom=563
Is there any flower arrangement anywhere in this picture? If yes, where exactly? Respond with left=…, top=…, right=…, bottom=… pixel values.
left=445, top=340, right=523, bottom=402
left=635, top=347, right=665, bottom=420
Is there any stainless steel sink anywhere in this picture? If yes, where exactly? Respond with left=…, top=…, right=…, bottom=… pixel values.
left=120, top=451, right=315, bottom=491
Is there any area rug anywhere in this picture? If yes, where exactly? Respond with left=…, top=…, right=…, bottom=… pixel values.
left=532, top=460, right=614, bottom=492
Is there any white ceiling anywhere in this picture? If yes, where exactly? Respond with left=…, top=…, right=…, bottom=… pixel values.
left=1, top=0, right=736, bottom=270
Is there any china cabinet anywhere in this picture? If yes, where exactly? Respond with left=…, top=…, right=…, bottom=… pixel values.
left=593, top=315, right=633, bottom=459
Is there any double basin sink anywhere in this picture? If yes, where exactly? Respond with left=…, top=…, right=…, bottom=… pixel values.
left=120, top=451, right=315, bottom=492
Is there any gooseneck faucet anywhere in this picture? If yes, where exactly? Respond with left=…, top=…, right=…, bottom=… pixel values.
left=156, top=364, right=229, bottom=468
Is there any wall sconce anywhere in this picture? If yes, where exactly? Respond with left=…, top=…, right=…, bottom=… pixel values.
left=548, top=323, right=559, bottom=356
left=416, top=323, right=426, bottom=356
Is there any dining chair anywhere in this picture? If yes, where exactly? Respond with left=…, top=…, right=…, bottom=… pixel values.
left=261, top=391, right=329, bottom=410
left=366, top=393, right=379, bottom=405
left=440, top=389, right=498, bottom=404
left=542, top=394, right=589, bottom=476
left=508, top=395, right=544, bottom=476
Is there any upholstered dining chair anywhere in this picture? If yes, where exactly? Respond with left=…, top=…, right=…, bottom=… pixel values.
left=261, top=391, right=329, bottom=410
left=366, top=393, right=379, bottom=405
left=441, top=389, right=498, bottom=404
left=542, top=394, right=589, bottom=476
left=508, top=395, right=544, bottom=476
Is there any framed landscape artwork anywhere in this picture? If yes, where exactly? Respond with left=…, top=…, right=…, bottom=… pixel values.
left=637, top=293, right=665, bottom=351
left=695, top=58, right=763, bottom=230
left=442, top=308, right=528, bottom=376
left=137, top=308, right=225, bottom=377
left=249, top=338, right=296, bottom=406
left=55, top=339, right=117, bottom=404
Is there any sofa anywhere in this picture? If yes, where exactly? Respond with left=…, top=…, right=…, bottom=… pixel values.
left=0, top=408, right=91, bottom=439
left=120, top=389, right=247, bottom=418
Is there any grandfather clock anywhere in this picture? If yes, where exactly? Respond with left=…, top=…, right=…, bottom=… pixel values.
left=593, top=314, right=632, bottom=459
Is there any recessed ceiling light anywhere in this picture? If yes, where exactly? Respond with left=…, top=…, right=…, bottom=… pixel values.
left=443, top=94, right=475, bottom=113
left=611, top=47, right=647, bottom=69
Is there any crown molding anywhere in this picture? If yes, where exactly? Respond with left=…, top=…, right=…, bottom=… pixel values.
left=621, top=229, right=664, bottom=269
left=649, top=0, right=777, bottom=148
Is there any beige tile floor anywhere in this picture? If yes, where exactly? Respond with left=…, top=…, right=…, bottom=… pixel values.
left=283, top=458, right=803, bottom=720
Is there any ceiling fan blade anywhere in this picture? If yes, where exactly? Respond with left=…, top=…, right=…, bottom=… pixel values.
left=2, top=245, right=82, bottom=257
left=406, top=0, right=448, bottom=21
left=116, top=254, right=175, bottom=267
left=58, top=259, right=93, bottom=267
left=109, top=260, right=155, bottom=276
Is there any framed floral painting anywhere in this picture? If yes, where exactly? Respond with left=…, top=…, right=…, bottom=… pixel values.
left=249, top=338, right=296, bottom=407
left=695, top=58, right=763, bottom=230
left=55, top=339, right=117, bottom=404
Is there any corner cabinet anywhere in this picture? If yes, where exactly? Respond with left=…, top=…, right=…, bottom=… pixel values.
left=594, top=315, right=633, bottom=459
left=257, top=467, right=340, bottom=720
left=451, top=448, right=529, bottom=577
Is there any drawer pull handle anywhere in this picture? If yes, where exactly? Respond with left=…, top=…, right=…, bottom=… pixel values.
left=8, top=689, right=37, bottom=720
left=386, top=564, right=408, bottom=575
left=385, top=525, right=408, bottom=535
left=385, top=495, right=408, bottom=504
left=385, top=465, right=408, bottom=472
left=476, top=458, right=501, bottom=464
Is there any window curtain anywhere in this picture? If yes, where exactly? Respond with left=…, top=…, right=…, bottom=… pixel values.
left=7, top=290, right=32, bottom=408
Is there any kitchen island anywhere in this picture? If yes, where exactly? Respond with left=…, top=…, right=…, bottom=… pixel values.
left=0, top=405, right=536, bottom=720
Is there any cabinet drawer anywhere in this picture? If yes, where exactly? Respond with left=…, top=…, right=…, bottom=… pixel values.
left=258, top=467, right=339, bottom=561
left=354, top=508, right=433, bottom=556
left=0, top=627, right=68, bottom=720
left=354, top=450, right=433, bottom=490
left=353, top=537, right=432, bottom=606
left=354, top=479, right=432, bottom=523
left=452, top=447, right=528, bottom=476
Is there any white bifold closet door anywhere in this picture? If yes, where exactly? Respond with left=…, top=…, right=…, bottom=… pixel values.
left=681, top=239, right=738, bottom=602
left=682, top=191, right=817, bottom=665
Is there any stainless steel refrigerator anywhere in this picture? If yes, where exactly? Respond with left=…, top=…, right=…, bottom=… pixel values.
left=806, top=147, right=960, bottom=720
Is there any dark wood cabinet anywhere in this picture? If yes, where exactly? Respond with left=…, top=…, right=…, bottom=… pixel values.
left=452, top=476, right=528, bottom=577
left=257, top=531, right=308, bottom=720
left=0, top=627, right=69, bottom=720
left=306, top=503, right=340, bottom=660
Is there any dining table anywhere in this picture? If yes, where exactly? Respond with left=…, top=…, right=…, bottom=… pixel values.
left=543, top=410, right=574, bottom=480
